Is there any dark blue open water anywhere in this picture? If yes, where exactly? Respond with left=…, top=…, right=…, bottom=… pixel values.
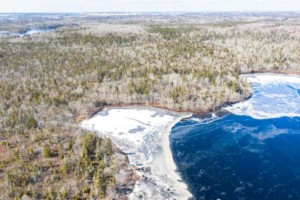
left=170, top=74, right=300, bottom=200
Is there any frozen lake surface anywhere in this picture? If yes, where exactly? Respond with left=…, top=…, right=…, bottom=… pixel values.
left=225, top=73, right=300, bottom=119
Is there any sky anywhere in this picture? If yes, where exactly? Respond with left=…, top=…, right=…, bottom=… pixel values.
left=0, top=0, right=300, bottom=13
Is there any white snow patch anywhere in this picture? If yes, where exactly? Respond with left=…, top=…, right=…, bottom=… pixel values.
left=81, top=107, right=192, bottom=200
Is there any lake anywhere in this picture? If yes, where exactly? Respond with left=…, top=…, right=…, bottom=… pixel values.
left=0, top=27, right=58, bottom=37
left=171, top=74, right=300, bottom=200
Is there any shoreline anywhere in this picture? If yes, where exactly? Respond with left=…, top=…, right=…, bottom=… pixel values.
left=81, top=106, right=193, bottom=200
left=242, top=70, right=300, bottom=76
left=76, top=97, right=251, bottom=124
left=161, top=113, right=193, bottom=199
left=225, top=73, right=300, bottom=119
left=78, top=72, right=300, bottom=199
left=77, top=71, right=300, bottom=123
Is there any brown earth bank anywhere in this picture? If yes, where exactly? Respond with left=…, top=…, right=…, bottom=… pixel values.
left=244, top=70, right=300, bottom=76
left=77, top=93, right=251, bottom=123
left=79, top=71, right=300, bottom=123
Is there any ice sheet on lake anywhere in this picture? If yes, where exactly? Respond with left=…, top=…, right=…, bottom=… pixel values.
left=225, top=73, right=300, bottom=119
left=81, top=108, right=175, bottom=146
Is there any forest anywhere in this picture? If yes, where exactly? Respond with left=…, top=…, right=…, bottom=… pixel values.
left=1, top=13, right=300, bottom=199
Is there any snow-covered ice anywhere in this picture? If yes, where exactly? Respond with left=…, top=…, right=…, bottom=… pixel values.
left=225, top=73, right=300, bottom=119
left=81, top=106, right=192, bottom=200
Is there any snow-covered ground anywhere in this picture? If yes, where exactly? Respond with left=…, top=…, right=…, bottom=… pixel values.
left=225, top=73, right=300, bottom=119
left=81, top=106, right=192, bottom=200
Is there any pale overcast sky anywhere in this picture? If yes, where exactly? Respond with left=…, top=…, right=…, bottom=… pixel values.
left=0, top=0, right=299, bottom=13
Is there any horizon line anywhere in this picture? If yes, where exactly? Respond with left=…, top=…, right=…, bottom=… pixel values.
left=1, top=11, right=300, bottom=14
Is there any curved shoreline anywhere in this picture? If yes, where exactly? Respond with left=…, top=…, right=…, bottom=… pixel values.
left=225, top=73, right=300, bottom=119
left=171, top=73, right=300, bottom=200
left=81, top=106, right=193, bottom=200
left=161, top=113, right=193, bottom=199
left=80, top=97, right=250, bottom=124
